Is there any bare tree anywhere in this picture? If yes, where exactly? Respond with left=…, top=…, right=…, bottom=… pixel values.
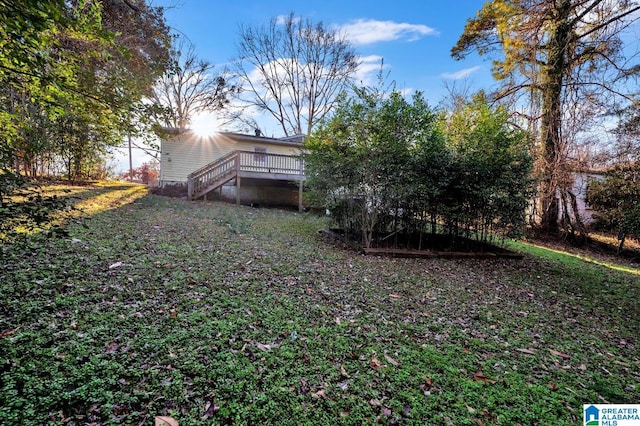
left=452, top=0, right=640, bottom=233
left=232, top=13, right=360, bottom=136
left=151, top=37, right=237, bottom=129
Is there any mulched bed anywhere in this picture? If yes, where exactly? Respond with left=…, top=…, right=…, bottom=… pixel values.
left=321, top=228, right=523, bottom=259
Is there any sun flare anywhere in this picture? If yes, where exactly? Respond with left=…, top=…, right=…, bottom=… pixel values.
left=191, top=114, right=219, bottom=137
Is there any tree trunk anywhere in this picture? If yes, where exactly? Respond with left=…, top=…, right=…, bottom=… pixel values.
left=539, top=0, right=571, bottom=234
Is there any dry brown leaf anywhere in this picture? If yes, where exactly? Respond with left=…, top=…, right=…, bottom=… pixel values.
left=256, top=343, right=271, bottom=351
left=516, top=348, right=536, bottom=355
left=109, top=261, right=123, bottom=269
left=473, top=371, right=497, bottom=384
left=613, top=360, right=630, bottom=367
left=170, top=310, right=178, bottom=318
left=369, top=398, right=382, bottom=407
left=466, top=404, right=476, bottom=414
left=549, top=349, right=570, bottom=359
left=370, top=357, right=382, bottom=369
left=578, top=364, right=587, bottom=371
left=104, top=342, right=119, bottom=355
left=384, top=353, right=399, bottom=367
left=0, top=327, right=19, bottom=338
left=340, top=364, right=349, bottom=377
left=155, top=416, right=179, bottom=426
left=549, top=382, right=558, bottom=390
left=334, top=317, right=341, bottom=325
left=310, top=389, right=325, bottom=398
left=389, top=294, right=402, bottom=299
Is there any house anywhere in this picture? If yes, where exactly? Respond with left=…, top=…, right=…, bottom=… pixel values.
left=159, top=129, right=306, bottom=210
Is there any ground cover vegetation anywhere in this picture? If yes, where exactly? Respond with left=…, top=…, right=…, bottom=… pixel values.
left=1, top=183, right=638, bottom=425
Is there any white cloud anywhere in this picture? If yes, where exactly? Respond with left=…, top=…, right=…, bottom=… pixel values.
left=275, top=14, right=301, bottom=25
left=441, top=66, right=481, bottom=80
left=354, top=55, right=385, bottom=86
left=338, top=19, right=437, bottom=45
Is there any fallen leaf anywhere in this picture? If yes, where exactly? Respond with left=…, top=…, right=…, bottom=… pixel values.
left=155, top=416, right=179, bottom=426
left=340, top=364, right=349, bottom=377
left=256, top=343, right=271, bottom=351
left=421, top=377, right=434, bottom=396
left=389, top=294, right=402, bottom=299
left=549, top=382, right=558, bottom=390
left=549, top=349, right=570, bottom=359
left=170, top=310, right=178, bottom=318
left=516, top=348, right=536, bottom=355
left=473, top=371, right=497, bottom=384
left=336, top=380, right=349, bottom=391
left=370, top=357, right=382, bottom=369
left=109, top=261, right=123, bottom=269
left=384, top=353, right=399, bottom=367
left=369, top=398, right=382, bottom=407
left=578, top=364, right=587, bottom=371
left=334, top=317, right=341, bottom=325
left=203, top=401, right=219, bottom=418
left=104, top=342, right=119, bottom=355
left=310, top=389, right=325, bottom=399
left=0, top=327, right=19, bottom=338
left=382, top=406, right=392, bottom=417
left=466, top=404, right=476, bottom=414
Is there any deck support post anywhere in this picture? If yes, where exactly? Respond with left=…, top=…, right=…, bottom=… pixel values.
left=236, top=175, right=241, bottom=206
left=298, top=180, right=303, bottom=212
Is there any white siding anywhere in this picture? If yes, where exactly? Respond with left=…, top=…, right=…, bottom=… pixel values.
left=160, top=132, right=302, bottom=184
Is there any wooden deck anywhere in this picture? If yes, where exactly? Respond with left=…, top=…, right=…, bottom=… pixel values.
left=187, top=150, right=305, bottom=209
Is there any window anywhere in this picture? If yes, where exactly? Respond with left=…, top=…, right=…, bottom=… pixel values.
left=254, top=147, right=267, bottom=163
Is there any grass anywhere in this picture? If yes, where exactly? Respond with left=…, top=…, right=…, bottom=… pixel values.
left=1, top=182, right=638, bottom=425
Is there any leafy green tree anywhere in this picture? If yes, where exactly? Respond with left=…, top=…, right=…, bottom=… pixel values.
left=0, top=0, right=171, bottom=240
left=307, top=86, right=443, bottom=248
left=443, top=95, right=534, bottom=241
left=306, top=87, right=533, bottom=249
left=452, top=0, right=640, bottom=233
left=587, top=164, right=640, bottom=252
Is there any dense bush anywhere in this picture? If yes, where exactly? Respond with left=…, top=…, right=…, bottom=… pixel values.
left=586, top=164, right=640, bottom=252
left=304, top=89, right=533, bottom=249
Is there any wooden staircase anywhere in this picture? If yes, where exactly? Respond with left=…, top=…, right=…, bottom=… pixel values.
left=187, top=150, right=305, bottom=207
left=187, top=151, right=240, bottom=201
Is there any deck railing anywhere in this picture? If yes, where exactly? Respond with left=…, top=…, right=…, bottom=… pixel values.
left=187, top=150, right=304, bottom=200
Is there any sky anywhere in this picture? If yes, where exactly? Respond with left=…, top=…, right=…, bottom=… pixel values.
left=111, top=0, right=494, bottom=172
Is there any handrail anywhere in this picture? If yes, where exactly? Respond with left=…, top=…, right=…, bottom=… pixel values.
left=187, top=150, right=238, bottom=179
left=187, top=151, right=239, bottom=200
left=187, top=150, right=305, bottom=200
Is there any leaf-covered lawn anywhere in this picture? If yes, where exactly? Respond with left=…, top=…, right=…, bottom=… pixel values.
left=1, top=183, right=638, bottom=425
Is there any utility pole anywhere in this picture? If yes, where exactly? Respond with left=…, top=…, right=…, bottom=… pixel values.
left=128, top=133, right=133, bottom=181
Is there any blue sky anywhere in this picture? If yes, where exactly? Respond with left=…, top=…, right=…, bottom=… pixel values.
left=113, top=0, right=494, bottom=172
left=155, top=0, right=493, bottom=104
